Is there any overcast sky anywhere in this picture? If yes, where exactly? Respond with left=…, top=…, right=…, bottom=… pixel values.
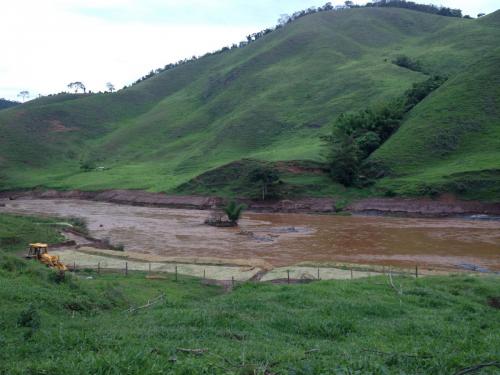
left=1, top=0, right=497, bottom=101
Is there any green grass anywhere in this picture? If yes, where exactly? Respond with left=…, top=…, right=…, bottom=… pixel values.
left=0, top=8, right=499, bottom=201
left=0, top=213, right=65, bottom=253
left=177, top=159, right=374, bottom=203
left=1, top=214, right=499, bottom=374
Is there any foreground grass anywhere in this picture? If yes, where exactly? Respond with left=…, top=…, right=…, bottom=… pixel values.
left=0, top=213, right=65, bottom=252
left=1, top=213, right=499, bottom=374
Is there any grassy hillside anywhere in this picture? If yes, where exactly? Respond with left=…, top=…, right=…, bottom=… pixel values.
left=0, top=8, right=499, bottom=201
left=0, top=98, right=20, bottom=111
left=1, top=214, right=499, bottom=374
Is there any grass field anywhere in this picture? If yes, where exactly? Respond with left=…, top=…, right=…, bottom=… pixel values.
left=0, top=8, right=499, bottom=201
left=1, top=213, right=499, bottom=374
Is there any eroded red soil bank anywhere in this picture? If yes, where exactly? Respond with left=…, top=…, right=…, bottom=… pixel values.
left=1, top=189, right=500, bottom=216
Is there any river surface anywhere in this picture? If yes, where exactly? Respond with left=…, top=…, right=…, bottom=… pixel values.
left=1, top=199, right=499, bottom=271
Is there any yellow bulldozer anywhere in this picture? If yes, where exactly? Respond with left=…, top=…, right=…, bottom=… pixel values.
left=26, top=243, right=67, bottom=271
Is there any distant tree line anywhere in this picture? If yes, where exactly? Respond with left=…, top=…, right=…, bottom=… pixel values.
left=0, top=98, right=20, bottom=110
left=130, top=1, right=473, bottom=87
left=363, top=0, right=463, bottom=18
left=323, top=75, right=447, bottom=186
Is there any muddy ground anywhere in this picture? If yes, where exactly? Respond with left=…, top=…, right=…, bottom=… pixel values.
left=2, top=198, right=499, bottom=273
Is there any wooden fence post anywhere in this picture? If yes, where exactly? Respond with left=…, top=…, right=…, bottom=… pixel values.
left=97, top=262, right=100, bottom=275
left=232, top=276, right=235, bottom=288
left=415, top=265, right=418, bottom=278
left=175, top=266, right=178, bottom=282
left=149, top=263, right=151, bottom=273
left=350, top=268, right=353, bottom=280
left=317, top=268, right=320, bottom=280
left=125, top=262, right=128, bottom=276
left=73, top=261, right=76, bottom=272
left=203, top=269, right=206, bottom=280
left=287, top=270, right=290, bottom=284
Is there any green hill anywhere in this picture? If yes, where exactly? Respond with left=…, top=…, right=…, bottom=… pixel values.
left=0, top=99, right=20, bottom=111
left=0, top=8, right=499, bottom=201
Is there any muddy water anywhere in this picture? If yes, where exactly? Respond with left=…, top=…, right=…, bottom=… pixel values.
left=1, top=199, right=499, bottom=271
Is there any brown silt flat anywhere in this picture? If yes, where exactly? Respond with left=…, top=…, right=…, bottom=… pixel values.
left=2, top=199, right=499, bottom=271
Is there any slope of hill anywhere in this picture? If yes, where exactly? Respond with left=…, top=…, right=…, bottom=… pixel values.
left=0, top=8, right=499, bottom=201
left=0, top=98, right=20, bottom=111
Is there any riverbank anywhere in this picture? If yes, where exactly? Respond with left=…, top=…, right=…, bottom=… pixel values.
left=1, top=211, right=499, bottom=374
left=2, top=189, right=500, bottom=216
left=2, top=200, right=500, bottom=272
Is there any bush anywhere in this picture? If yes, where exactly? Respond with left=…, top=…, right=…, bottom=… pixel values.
left=48, top=270, right=73, bottom=284
left=67, top=217, right=88, bottom=234
left=79, top=159, right=96, bottom=172
left=392, top=55, right=423, bottom=72
left=17, top=304, right=41, bottom=330
left=0, top=254, right=27, bottom=272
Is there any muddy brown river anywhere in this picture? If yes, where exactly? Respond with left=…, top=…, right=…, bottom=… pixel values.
left=1, top=199, right=499, bottom=271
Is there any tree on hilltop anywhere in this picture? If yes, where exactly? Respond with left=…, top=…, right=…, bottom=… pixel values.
left=106, top=82, right=115, bottom=92
left=17, top=90, right=30, bottom=102
left=67, top=82, right=86, bottom=93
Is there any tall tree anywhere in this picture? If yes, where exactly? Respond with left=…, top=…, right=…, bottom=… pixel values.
left=67, top=82, right=86, bottom=93
left=17, top=90, right=29, bottom=102
left=250, top=166, right=280, bottom=200
left=106, top=82, right=115, bottom=92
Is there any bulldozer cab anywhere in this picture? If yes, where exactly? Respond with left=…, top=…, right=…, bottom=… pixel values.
left=27, top=243, right=48, bottom=259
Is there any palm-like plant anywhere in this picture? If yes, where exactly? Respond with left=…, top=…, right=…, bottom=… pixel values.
left=223, top=201, right=246, bottom=224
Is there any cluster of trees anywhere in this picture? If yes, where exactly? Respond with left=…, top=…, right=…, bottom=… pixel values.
left=249, top=166, right=281, bottom=200
left=67, top=82, right=86, bottom=93
left=130, top=1, right=471, bottom=88
left=324, top=75, right=446, bottom=186
left=392, top=55, right=424, bottom=73
left=364, top=0, right=463, bottom=18
left=0, top=98, right=20, bottom=110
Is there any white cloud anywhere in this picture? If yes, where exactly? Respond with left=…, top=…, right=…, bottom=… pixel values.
left=0, top=1, right=257, bottom=100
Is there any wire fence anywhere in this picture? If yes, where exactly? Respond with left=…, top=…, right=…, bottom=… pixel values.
left=67, top=260, right=496, bottom=286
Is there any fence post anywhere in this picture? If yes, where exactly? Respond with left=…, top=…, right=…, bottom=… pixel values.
left=415, top=265, right=418, bottom=279
left=287, top=270, right=290, bottom=284
left=232, top=276, right=235, bottom=288
left=125, top=262, right=128, bottom=276
left=350, top=268, right=353, bottom=280
left=149, top=263, right=151, bottom=273
left=317, top=268, right=320, bottom=280
left=97, top=262, right=100, bottom=275
left=203, top=269, right=206, bottom=280
left=175, top=266, right=178, bottom=282
left=73, top=261, right=76, bottom=272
